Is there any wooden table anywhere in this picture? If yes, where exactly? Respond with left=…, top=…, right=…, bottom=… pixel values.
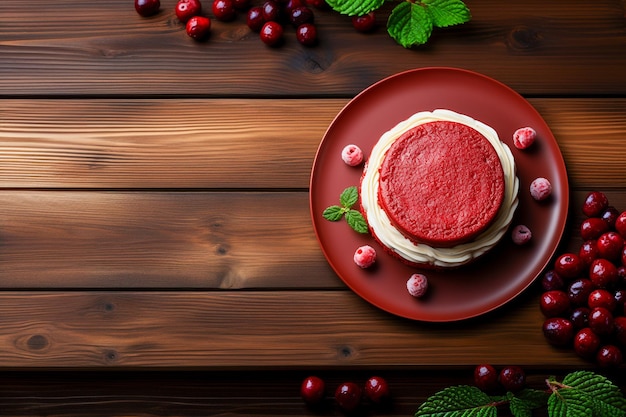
left=1, top=0, right=625, bottom=415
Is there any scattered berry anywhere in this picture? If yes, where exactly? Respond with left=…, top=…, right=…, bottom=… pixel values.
left=135, top=0, right=161, bottom=17
left=596, top=231, right=624, bottom=261
left=567, top=278, right=594, bottom=306
left=406, top=273, right=428, bottom=298
left=588, top=307, right=614, bottom=336
left=554, top=253, right=583, bottom=280
left=290, top=6, right=314, bottom=27
left=335, top=382, right=361, bottom=411
left=260, top=21, right=283, bottom=46
left=473, top=364, right=499, bottom=392
left=498, top=366, right=526, bottom=392
left=540, top=290, right=570, bottom=317
left=353, top=245, right=376, bottom=268
left=615, top=211, right=626, bottom=238
left=573, top=327, right=601, bottom=358
left=341, top=144, right=364, bottom=166
left=588, top=288, right=617, bottom=312
left=247, top=6, right=266, bottom=32
left=530, top=177, right=552, bottom=201
left=541, top=270, right=564, bottom=291
left=296, top=23, right=317, bottom=46
left=596, top=344, right=623, bottom=367
left=570, top=306, right=590, bottom=329
left=364, top=376, right=390, bottom=403
left=578, top=240, right=599, bottom=268
left=213, top=0, right=237, bottom=21
left=580, top=217, right=610, bottom=241
left=351, top=12, right=376, bottom=33
left=511, top=224, right=532, bottom=245
left=512, top=127, right=536, bottom=150
left=589, top=258, right=619, bottom=289
left=542, top=317, right=574, bottom=346
left=300, top=376, right=325, bottom=405
left=582, top=191, right=609, bottom=217
left=186, top=15, right=211, bottom=40
left=261, top=0, right=282, bottom=21
left=175, top=0, right=202, bottom=23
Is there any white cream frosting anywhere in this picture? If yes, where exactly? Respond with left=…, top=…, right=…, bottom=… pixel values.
left=360, top=109, right=519, bottom=268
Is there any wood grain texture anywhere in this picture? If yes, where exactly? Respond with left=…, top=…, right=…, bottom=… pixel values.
left=1, top=0, right=625, bottom=96
left=2, top=98, right=626, bottom=189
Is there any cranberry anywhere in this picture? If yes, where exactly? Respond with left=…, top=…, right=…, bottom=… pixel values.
left=407, top=273, right=428, bottom=298
left=588, top=289, right=617, bottom=312
left=335, top=382, right=361, bottom=411
left=541, top=270, right=564, bottom=291
left=284, top=0, right=304, bottom=13
left=596, top=345, right=623, bottom=368
left=596, top=231, right=624, bottom=261
left=589, top=258, right=619, bottom=289
left=530, top=177, right=552, bottom=201
left=578, top=240, right=599, bottom=268
left=473, top=364, right=499, bottom=392
left=262, top=0, right=282, bottom=21
left=296, top=23, right=317, bottom=45
left=573, top=327, right=601, bottom=358
left=300, top=376, right=325, bottom=405
left=259, top=21, right=283, bottom=46
left=601, top=206, right=620, bottom=228
left=135, top=0, right=160, bottom=16
left=540, top=290, right=570, bottom=317
left=213, top=0, right=237, bottom=21
left=542, top=317, right=574, bottom=347
left=615, top=210, right=626, bottom=239
left=554, top=253, right=583, bottom=280
left=498, top=366, right=526, bottom=392
left=582, top=191, right=609, bottom=217
left=352, top=12, right=377, bottom=33
left=341, top=144, right=363, bottom=166
left=567, top=278, right=594, bottom=306
left=247, top=7, right=266, bottom=31
left=186, top=15, right=211, bottom=40
left=175, top=0, right=202, bottom=23
left=580, top=217, right=609, bottom=241
left=353, top=245, right=376, bottom=268
left=364, top=376, right=390, bottom=403
left=511, top=224, right=532, bottom=245
left=588, top=307, right=614, bottom=336
left=570, top=306, right=590, bottom=329
left=289, top=6, right=314, bottom=27
left=614, top=316, right=626, bottom=348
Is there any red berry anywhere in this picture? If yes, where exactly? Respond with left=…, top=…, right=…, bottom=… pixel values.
left=601, top=206, right=620, bottom=228
left=573, top=327, right=601, bottom=358
left=175, top=0, right=202, bottom=23
left=567, top=278, right=594, bottom=306
left=284, top=0, right=304, bottom=13
left=540, top=290, right=570, bottom=317
left=582, top=191, right=609, bottom=217
left=247, top=6, right=266, bottom=31
left=530, top=177, right=552, bottom=201
left=588, top=289, right=617, bottom=312
left=473, top=364, right=499, bottom=392
left=213, top=0, right=237, bottom=21
left=578, top=240, right=599, bottom=268
left=596, top=231, right=624, bottom=261
left=588, top=307, right=614, bottom=336
left=589, top=258, right=619, bottom=289
left=498, top=366, right=526, bottom=392
left=296, top=23, right=317, bottom=46
left=511, top=224, right=532, bottom=245
left=570, top=306, right=590, bottom=329
left=259, top=21, right=283, bottom=46
left=596, top=345, right=623, bottom=368
left=580, top=217, right=609, bottom=241
left=135, top=0, right=161, bottom=16
left=186, top=15, right=211, bottom=40
left=614, top=316, right=626, bottom=348
left=542, top=270, right=565, bottom=291
left=289, top=6, right=314, bottom=27
left=335, top=382, right=361, bottom=411
left=300, top=376, right=325, bottom=405
left=364, top=376, right=390, bottom=403
left=554, top=253, right=583, bottom=280
left=512, top=127, right=537, bottom=150
left=542, top=317, right=574, bottom=347
left=351, top=12, right=377, bottom=33
left=615, top=211, right=626, bottom=239
left=262, top=0, right=282, bottom=21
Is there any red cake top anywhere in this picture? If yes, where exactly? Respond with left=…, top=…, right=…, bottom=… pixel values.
left=378, top=120, right=505, bottom=248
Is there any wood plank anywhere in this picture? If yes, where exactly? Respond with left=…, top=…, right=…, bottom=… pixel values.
left=1, top=1, right=625, bottom=96
left=2, top=98, right=626, bottom=189
left=0, top=290, right=603, bottom=369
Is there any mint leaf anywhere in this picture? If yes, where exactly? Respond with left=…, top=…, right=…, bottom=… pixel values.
left=509, top=389, right=548, bottom=417
left=423, top=0, right=471, bottom=27
left=326, top=0, right=384, bottom=16
left=322, top=205, right=345, bottom=221
left=548, top=387, right=594, bottom=417
left=387, top=2, right=434, bottom=48
left=560, top=371, right=626, bottom=416
left=345, top=209, right=368, bottom=234
left=415, top=385, right=497, bottom=417
left=339, top=186, right=359, bottom=208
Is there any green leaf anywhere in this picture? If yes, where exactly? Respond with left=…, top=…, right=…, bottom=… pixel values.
left=415, top=385, right=497, bottom=417
left=508, top=390, right=548, bottom=417
left=322, top=205, right=345, bottom=221
left=561, top=371, right=626, bottom=416
left=345, top=209, right=369, bottom=233
left=548, top=387, right=594, bottom=417
left=326, top=0, right=385, bottom=16
left=387, top=2, right=434, bottom=48
left=339, top=186, right=359, bottom=208
left=422, top=0, right=471, bottom=27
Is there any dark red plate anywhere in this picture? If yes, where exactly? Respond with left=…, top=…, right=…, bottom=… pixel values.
left=309, top=67, right=568, bottom=322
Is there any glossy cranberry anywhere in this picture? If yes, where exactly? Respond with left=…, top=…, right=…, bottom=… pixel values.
left=289, top=6, right=314, bottom=26
left=284, top=0, right=304, bottom=13
left=247, top=7, right=266, bottom=31
left=570, top=306, right=590, bottom=329
left=589, top=258, right=619, bottom=289
left=296, top=23, right=317, bottom=45
left=596, top=231, right=624, bottom=261
left=233, top=0, right=250, bottom=9
left=540, top=270, right=564, bottom=291
left=473, top=364, right=499, bottom=392
left=186, top=15, right=211, bottom=40
left=498, top=366, right=526, bottom=392
left=540, top=290, right=571, bottom=317
left=260, top=21, right=283, bottom=45
left=582, top=191, right=609, bottom=217
left=573, top=327, right=601, bottom=358
left=567, top=278, right=594, bottom=306
left=213, top=0, right=237, bottom=21
left=588, top=289, right=617, bottom=312
left=542, top=317, right=574, bottom=347
left=601, top=206, right=620, bottom=228
left=262, top=0, right=282, bottom=21
left=364, top=376, right=390, bottom=403
left=335, top=382, right=362, bottom=411
left=596, top=345, right=623, bottom=368
left=615, top=211, right=626, bottom=239
left=588, top=307, right=614, bottom=336
left=300, top=376, right=325, bottom=405
left=554, top=253, right=584, bottom=280
left=580, top=217, right=609, bottom=241
left=578, top=240, right=599, bottom=268
left=175, top=0, right=202, bottom=23
left=352, top=12, right=377, bottom=32
left=135, top=0, right=160, bottom=16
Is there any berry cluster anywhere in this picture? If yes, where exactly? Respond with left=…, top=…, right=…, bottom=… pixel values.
left=540, top=191, right=626, bottom=368
left=473, top=364, right=526, bottom=393
left=300, top=375, right=390, bottom=412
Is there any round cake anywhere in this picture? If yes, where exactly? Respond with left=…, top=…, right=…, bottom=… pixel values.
left=360, top=109, right=519, bottom=268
